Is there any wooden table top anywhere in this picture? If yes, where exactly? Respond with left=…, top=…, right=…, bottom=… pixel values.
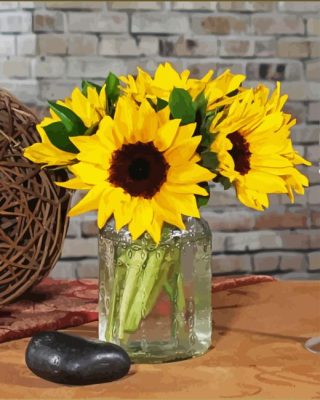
left=0, top=281, right=320, bottom=400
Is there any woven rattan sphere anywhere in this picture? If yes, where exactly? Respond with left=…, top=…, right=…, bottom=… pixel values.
left=0, top=89, right=70, bottom=305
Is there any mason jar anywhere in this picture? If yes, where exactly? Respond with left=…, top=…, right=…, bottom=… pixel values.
left=98, top=217, right=212, bottom=363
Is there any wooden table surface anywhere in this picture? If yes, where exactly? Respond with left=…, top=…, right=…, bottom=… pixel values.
left=0, top=281, right=320, bottom=400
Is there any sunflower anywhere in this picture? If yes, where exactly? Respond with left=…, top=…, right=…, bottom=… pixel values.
left=120, top=62, right=213, bottom=104
left=23, top=85, right=107, bottom=167
left=58, top=97, right=215, bottom=243
left=210, top=83, right=311, bottom=210
left=119, top=67, right=154, bottom=103
left=205, top=69, right=246, bottom=110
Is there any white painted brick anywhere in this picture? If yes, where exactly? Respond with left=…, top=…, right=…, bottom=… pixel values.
left=212, top=254, right=251, bottom=274
left=278, top=1, right=320, bottom=12
left=280, top=82, right=320, bottom=101
left=66, top=218, right=81, bottom=238
left=99, top=35, right=139, bottom=56
left=19, top=2, right=44, bottom=9
left=0, top=12, right=32, bottom=32
left=68, top=34, right=98, bottom=56
left=38, top=34, right=68, bottom=55
left=1, top=57, right=30, bottom=78
left=308, top=251, right=320, bottom=271
left=252, top=15, right=304, bottom=35
left=67, top=57, right=127, bottom=78
left=219, top=39, right=255, bottom=57
left=160, top=36, right=218, bottom=57
left=202, top=210, right=255, bottom=231
left=0, top=79, right=38, bottom=103
left=0, top=2, right=18, bottom=10
left=61, top=238, right=98, bottom=258
left=17, top=34, right=36, bottom=55
left=50, top=260, right=78, bottom=279
left=68, top=12, right=128, bottom=33
left=212, top=233, right=226, bottom=253
left=39, top=80, right=78, bottom=101
left=291, top=125, right=319, bottom=144
left=253, top=253, right=280, bottom=272
left=307, top=186, right=320, bottom=205
left=99, top=35, right=158, bottom=57
left=132, top=12, right=189, bottom=34
left=172, top=2, right=216, bottom=11
left=46, top=1, right=103, bottom=9
left=225, top=231, right=283, bottom=252
left=0, top=35, right=15, bottom=55
left=138, top=36, right=159, bottom=56
left=33, top=10, right=64, bottom=32
left=191, top=14, right=250, bottom=35
left=279, top=252, right=306, bottom=271
left=109, top=1, right=163, bottom=10
left=33, top=56, right=65, bottom=78
left=219, top=1, right=274, bottom=12
left=76, top=260, right=99, bottom=279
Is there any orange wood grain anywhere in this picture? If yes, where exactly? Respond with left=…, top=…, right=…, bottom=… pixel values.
left=0, top=281, right=319, bottom=399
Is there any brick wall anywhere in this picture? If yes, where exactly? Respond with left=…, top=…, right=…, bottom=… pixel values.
left=0, top=1, right=319, bottom=279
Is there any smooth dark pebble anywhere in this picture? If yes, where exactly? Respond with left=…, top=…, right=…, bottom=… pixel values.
left=25, top=331, right=131, bottom=385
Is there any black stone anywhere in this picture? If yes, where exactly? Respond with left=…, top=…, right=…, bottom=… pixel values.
left=25, top=331, right=131, bottom=385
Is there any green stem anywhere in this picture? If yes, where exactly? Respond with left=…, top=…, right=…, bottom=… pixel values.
left=105, top=252, right=127, bottom=342
left=124, top=247, right=166, bottom=332
left=118, top=248, right=147, bottom=339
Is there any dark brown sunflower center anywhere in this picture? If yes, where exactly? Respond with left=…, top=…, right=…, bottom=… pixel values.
left=109, top=141, right=169, bottom=198
left=227, top=131, right=251, bottom=175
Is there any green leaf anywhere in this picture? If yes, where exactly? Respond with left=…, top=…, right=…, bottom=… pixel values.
left=219, top=176, right=232, bottom=190
left=105, top=72, right=120, bottom=112
left=169, top=88, right=195, bottom=125
left=196, top=182, right=210, bottom=208
left=200, top=130, right=214, bottom=148
left=44, top=122, right=79, bottom=153
left=81, top=80, right=102, bottom=96
left=48, top=101, right=86, bottom=135
left=193, top=91, right=207, bottom=120
left=84, top=122, right=99, bottom=136
left=156, top=98, right=168, bottom=111
left=201, top=151, right=218, bottom=172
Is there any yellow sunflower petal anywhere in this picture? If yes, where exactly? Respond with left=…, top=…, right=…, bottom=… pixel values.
left=70, top=87, right=92, bottom=127
left=147, top=214, right=163, bottom=244
left=164, top=136, right=202, bottom=166
left=98, top=187, right=128, bottom=229
left=161, top=188, right=200, bottom=219
left=69, top=162, right=108, bottom=185
left=167, top=163, right=215, bottom=184
left=97, top=115, right=124, bottom=151
left=68, top=184, right=109, bottom=217
left=113, top=196, right=138, bottom=232
left=171, top=123, right=196, bottom=148
left=152, top=195, right=185, bottom=230
left=235, top=183, right=268, bottom=211
left=129, top=198, right=154, bottom=240
left=23, top=131, right=76, bottom=167
left=164, top=182, right=209, bottom=196
left=55, top=177, right=92, bottom=190
left=70, top=136, right=111, bottom=166
left=137, top=100, right=158, bottom=143
left=154, top=119, right=181, bottom=152
left=243, top=171, right=287, bottom=193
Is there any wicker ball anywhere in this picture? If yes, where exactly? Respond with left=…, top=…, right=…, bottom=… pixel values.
left=0, top=89, right=70, bottom=305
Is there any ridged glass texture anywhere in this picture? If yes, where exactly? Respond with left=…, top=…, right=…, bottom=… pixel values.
left=98, top=217, right=212, bottom=363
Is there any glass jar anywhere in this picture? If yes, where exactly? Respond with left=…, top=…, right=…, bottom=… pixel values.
left=98, top=217, right=212, bottom=363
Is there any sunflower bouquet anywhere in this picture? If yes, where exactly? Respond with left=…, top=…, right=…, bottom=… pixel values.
left=24, top=63, right=310, bottom=355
